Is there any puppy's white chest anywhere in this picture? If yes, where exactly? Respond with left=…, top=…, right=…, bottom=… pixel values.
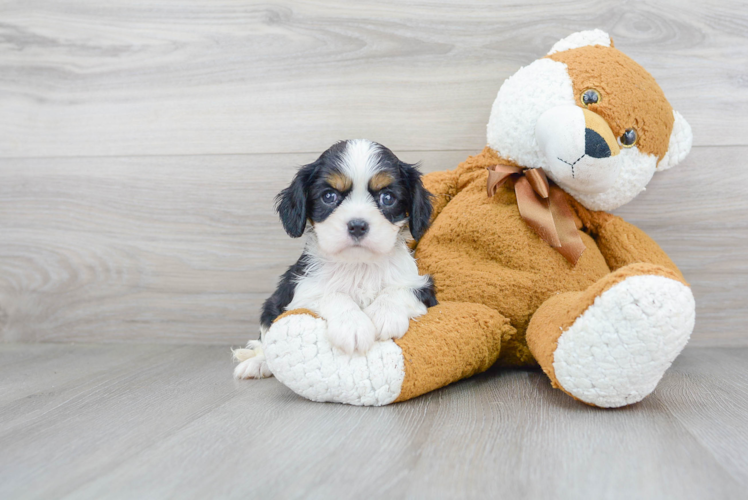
left=301, top=261, right=389, bottom=309
left=287, top=244, right=425, bottom=313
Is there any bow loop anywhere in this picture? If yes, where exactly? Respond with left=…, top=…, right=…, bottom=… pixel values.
left=486, top=165, right=585, bottom=265
left=524, top=168, right=550, bottom=199
left=486, top=164, right=523, bottom=197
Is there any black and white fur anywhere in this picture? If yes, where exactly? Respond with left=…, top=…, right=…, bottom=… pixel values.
left=234, top=139, right=437, bottom=379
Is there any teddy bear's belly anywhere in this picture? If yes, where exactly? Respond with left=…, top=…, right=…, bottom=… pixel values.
left=415, top=186, right=610, bottom=366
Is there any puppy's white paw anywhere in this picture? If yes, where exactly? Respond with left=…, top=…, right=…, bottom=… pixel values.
left=326, top=308, right=377, bottom=355
left=232, top=339, right=263, bottom=363
left=364, top=301, right=411, bottom=341
left=234, top=353, right=273, bottom=379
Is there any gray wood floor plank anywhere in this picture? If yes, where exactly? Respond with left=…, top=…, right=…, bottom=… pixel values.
left=656, top=347, right=748, bottom=487
left=0, top=0, right=746, bottom=158
left=0, top=343, right=167, bottom=412
left=0, top=345, right=243, bottom=499
left=0, top=344, right=746, bottom=500
left=396, top=354, right=748, bottom=500
left=1, top=148, right=745, bottom=346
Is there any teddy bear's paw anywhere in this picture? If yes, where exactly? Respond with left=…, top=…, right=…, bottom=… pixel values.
left=326, top=308, right=377, bottom=355
left=553, top=275, right=695, bottom=408
left=364, top=301, right=411, bottom=342
left=263, top=312, right=405, bottom=406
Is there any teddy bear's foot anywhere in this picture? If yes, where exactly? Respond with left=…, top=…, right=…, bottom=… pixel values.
left=553, top=274, right=694, bottom=407
left=261, top=303, right=513, bottom=406
left=528, top=264, right=695, bottom=408
left=263, top=310, right=406, bottom=406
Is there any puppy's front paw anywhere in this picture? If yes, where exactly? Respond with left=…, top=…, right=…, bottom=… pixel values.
left=326, top=309, right=376, bottom=355
left=234, top=353, right=273, bottom=379
left=364, top=301, right=411, bottom=341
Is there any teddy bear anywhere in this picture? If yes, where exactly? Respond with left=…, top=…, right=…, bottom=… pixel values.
left=254, top=29, right=695, bottom=408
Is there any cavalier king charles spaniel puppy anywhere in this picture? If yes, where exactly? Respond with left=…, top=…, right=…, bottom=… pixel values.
left=234, top=139, right=437, bottom=379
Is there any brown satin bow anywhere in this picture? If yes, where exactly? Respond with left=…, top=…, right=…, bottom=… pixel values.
left=487, top=164, right=585, bottom=265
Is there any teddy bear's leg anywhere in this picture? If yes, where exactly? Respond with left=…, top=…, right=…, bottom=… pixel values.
left=261, top=303, right=514, bottom=406
left=392, top=302, right=514, bottom=402
left=526, top=263, right=695, bottom=408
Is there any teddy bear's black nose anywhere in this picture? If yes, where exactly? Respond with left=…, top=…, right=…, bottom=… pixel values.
left=585, top=128, right=612, bottom=158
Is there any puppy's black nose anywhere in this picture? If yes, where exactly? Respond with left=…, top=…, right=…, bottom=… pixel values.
left=585, top=128, right=612, bottom=158
left=347, top=219, right=369, bottom=239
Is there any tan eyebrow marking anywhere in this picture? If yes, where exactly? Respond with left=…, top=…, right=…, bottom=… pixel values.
left=369, top=171, right=394, bottom=191
left=324, top=172, right=352, bottom=192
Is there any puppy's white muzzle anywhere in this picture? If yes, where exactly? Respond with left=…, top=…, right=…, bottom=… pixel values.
left=315, top=198, right=400, bottom=259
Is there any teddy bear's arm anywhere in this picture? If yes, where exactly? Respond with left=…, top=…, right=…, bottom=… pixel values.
left=421, top=169, right=459, bottom=224
left=578, top=209, right=685, bottom=282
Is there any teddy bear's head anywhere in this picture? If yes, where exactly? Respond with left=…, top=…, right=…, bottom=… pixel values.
left=486, top=29, right=692, bottom=211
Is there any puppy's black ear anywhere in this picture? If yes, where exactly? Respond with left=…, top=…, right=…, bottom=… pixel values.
left=401, top=161, right=433, bottom=241
left=275, top=162, right=318, bottom=238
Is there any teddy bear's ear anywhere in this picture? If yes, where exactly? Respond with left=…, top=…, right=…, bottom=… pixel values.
left=547, top=29, right=613, bottom=55
left=658, top=110, right=693, bottom=171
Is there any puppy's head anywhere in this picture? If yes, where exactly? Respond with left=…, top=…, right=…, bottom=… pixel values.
left=276, top=139, right=432, bottom=260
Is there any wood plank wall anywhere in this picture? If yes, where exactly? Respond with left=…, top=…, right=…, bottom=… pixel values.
left=1, top=1, right=746, bottom=345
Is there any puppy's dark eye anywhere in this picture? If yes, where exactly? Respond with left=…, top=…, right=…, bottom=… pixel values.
left=321, top=190, right=338, bottom=204
left=620, top=128, right=638, bottom=147
left=581, top=89, right=600, bottom=107
left=379, top=192, right=396, bottom=207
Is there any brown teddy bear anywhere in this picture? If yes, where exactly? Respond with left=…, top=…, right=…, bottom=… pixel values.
left=255, top=30, right=695, bottom=408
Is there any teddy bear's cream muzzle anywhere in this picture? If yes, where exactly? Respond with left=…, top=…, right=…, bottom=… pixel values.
left=536, top=104, right=621, bottom=195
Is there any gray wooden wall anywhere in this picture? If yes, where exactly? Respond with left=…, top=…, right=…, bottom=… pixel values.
left=1, top=1, right=746, bottom=346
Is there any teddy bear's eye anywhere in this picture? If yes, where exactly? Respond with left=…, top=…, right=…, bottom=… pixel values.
left=620, top=128, right=638, bottom=148
left=581, top=89, right=601, bottom=107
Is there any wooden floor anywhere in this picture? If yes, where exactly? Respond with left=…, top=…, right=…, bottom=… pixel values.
left=1, top=343, right=746, bottom=500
